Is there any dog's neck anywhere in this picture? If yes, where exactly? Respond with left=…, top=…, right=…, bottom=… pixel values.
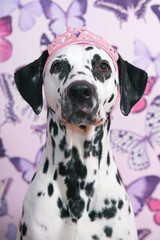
left=42, top=108, right=118, bottom=221
left=45, top=108, right=112, bottom=171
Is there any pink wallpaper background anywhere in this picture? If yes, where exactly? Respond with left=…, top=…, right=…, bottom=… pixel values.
left=0, top=0, right=160, bottom=239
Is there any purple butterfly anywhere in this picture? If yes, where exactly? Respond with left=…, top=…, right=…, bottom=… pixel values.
left=126, top=176, right=160, bottom=216
left=151, top=5, right=160, bottom=22
left=111, top=96, right=160, bottom=170
left=134, top=40, right=160, bottom=77
left=0, top=0, right=42, bottom=31
left=10, top=146, right=44, bottom=183
left=94, top=0, right=151, bottom=22
left=0, top=178, right=13, bottom=217
left=5, top=223, right=17, bottom=240
left=137, top=229, right=151, bottom=240
left=40, top=0, right=87, bottom=35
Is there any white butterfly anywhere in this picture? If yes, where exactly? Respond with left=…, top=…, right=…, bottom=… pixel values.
left=111, top=96, right=160, bottom=170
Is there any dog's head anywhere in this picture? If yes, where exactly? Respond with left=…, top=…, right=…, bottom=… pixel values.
left=15, top=43, right=147, bottom=127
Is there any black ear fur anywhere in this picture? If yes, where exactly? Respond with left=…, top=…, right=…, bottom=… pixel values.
left=118, top=54, right=148, bottom=116
left=14, top=50, right=49, bottom=115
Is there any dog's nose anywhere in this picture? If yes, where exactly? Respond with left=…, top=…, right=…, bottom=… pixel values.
left=67, top=81, right=95, bottom=103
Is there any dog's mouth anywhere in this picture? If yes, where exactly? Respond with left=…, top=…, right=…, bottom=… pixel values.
left=60, top=110, right=103, bottom=126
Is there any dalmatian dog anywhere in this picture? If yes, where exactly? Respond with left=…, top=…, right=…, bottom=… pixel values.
left=14, top=30, right=147, bottom=240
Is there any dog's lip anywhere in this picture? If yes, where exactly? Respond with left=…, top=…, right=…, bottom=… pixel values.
left=59, top=110, right=104, bottom=126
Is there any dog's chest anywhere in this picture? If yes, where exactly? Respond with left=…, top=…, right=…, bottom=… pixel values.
left=22, top=149, right=136, bottom=240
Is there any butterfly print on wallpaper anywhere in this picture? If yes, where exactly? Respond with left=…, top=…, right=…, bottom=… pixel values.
left=40, top=33, right=52, bottom=52
left=151, top=4, right=160, bottom=22
left=0, top=178, right=13, bottom=217
left=9, top=146, right=44, bottom=184
left=0, top=16, right=12, bottom=62
left=94, top=0, right=151, bottom=22
left=0, top=0, right=42, bottom=31
left=126, top=175, right=160, bottom=216
left=137, top=229, right=151, bottom=240
left=111, top=95, right=160, bottom=170
left=146, top=198, right=160, bottom=225
left=40, top=0, right=87, bottom=36
left=0, top=73, right=47, bottom=131
left=134, top=40, right=160, bottom=77
left=5, top=223, right=17, bottom=240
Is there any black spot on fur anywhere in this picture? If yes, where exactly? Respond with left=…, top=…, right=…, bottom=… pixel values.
left=59, top=162, right=66, bottom=176
left=89, top=203, right=117, bottom=221
left=104, top=226, right=113, bottom=238
left=85, top=181, right=95, bottom=197
left=77, top=71, right=86, bottom=75
left=104, top=199, right=109, bottom=205
left=68, top=198, right=85, bottom=219
left=87, top=199, right=91, bottom=212
left=85, top=46, right=94, bottom=51
left=118, top=199, right=124, bottom=209
left=59, top=147, right=87, bottom=219
left=107, top=114, right=111, bottom=132
left=37, top=191, right=42, bottom=197
left=22, top=223, right=27, bottom=236
left=64, top=149, right=72, bottom=158
left=53, top=169, right=58, bottom=180
left=59, top=136, right=66, bottom=151
left=92, top=234, right=100, bottom=240
left=57, top=197, right=70, bottom=218
left=94, top=169, right=97, bottom=175
left=116, top=170, right=122, bottom=185
left=111, top=199, right=117, bottom=205
left=108, top=94, right=114, bottom=103
left=31, top=172, right=36, bottom=182
left=128, top=205, right=131, bottom=214
left=84, top=140, right=92, bottom=158
left=50, top=59, right=71, bottom=84
left=107, top=152, right=110, bottom=166
left=49, top=119, right=58, bottom=137
left=103, top=99, right=107, bottom=105
left=92, top=125, right=104, bottom=166
left=51, top=137, right=56, bottom=163
left=89, top=210, right=97, bottom=221
left=70, top=74, right=76, bottom=79
left=43, top=158, right=49, bottom=174
left=91, top=54, right=112, bottom=82
left=48, top=183, right=54, bottom=196
left=48, top=107, right=55, bottom=115
left=85, top=65, right=91, bottom=70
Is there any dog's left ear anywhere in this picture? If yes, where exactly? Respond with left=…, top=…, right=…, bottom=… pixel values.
left=118, top=54, right=148, bottom=116
left=14, top=50, right=49, bottom=115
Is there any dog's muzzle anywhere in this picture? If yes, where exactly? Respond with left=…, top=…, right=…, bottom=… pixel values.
left=60, top=81, right=102, bottom=126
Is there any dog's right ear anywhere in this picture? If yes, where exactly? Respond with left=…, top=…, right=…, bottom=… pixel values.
left=14, top=50, right=49, bottom=115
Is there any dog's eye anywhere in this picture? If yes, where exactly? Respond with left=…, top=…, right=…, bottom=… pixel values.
left=53, top=62, right=63, bottom=72
left=99, top=62, right=110, bottom=72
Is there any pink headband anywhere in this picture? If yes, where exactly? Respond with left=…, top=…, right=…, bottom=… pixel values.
left=44, top=27, right=119, bottom=73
